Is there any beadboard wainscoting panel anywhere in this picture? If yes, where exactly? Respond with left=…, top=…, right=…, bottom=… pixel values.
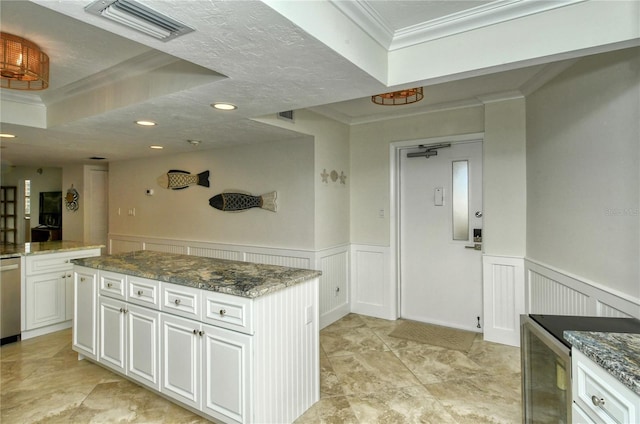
left=253, top=278, right=319, bottom=423
left=350, top=245, right=395, bottom=320
left=186, top=246, right=242, bottom=261
left=482, top=255, right=525, bottom=347
left=525, top=260, right=639, bottom=318
left=144, top=242, right=187, bottom=255
left=244, top=252, right=311, bottom=269
left=316, top=246, right=350, bottom=329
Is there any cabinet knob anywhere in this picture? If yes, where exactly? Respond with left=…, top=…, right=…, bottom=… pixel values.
left=67, top=274, right=72, bottom=278
left=219, top=309, right=226, bottom=316
left=174, top=299, right=181, bottom=305
left=119, top=307, right=124, bottom=313
left=137, top=290, right=143, bottom=296
left=62, top=274, right=66, bottom=278
left=591, top=395, right=605, bottom=408
left=107, top=282, right=113, bottom=288
left=198, top=330, right=205, bottom=337
left=192, top=329, right=198, bottom=335
left=80, top=277, right=86, bottom=282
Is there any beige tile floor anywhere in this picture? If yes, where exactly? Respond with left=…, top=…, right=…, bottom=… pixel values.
left=1, top=313, right=522, bottom=423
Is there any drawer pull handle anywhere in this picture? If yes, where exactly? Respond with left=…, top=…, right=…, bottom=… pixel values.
left=219, top=309, right=226, bottom=316
left=137, top=290, right=143, bottom=296
left=174, top=299, right=181, bottom=305
left=107, top=282, right=113, bottom=288
left=591, top=395, right=605, bottom=408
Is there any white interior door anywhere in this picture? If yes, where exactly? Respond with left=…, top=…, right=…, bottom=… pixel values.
left=399, top=140, right=483, bottom=332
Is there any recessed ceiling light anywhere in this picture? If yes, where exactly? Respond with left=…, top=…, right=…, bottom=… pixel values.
left=211, top=102, right=237, bottom=111
left=150, top=145, right=164, bottom=150
left=0, top=133, right=16, bottom=138
left=136, top=120, right=157, bottom=126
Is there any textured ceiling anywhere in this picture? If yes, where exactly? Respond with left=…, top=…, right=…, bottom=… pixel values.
left=0, top=0, right=633, bottom=168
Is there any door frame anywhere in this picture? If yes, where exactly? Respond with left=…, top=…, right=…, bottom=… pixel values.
left=389, top=132, right=484, bottom=320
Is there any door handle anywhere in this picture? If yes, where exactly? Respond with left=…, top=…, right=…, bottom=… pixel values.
left=465, top=243, right=482, bottom=251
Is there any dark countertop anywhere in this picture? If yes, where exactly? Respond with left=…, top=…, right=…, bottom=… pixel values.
left=0, top=241, right=104, bottom=259
left=73, top=250, right=322, bottom=299
left=564, top=330, right=640, bottom=396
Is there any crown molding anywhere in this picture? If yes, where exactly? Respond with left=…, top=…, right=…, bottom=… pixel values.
left=332, top=0, right=588, bottom=51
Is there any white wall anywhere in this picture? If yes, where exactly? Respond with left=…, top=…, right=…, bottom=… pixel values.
left=108, top=137, right=315, bottom=250
left=483, top=98, right=527, bottom=257
left=526, top=47, right=640, bottom=300
left=62, top=165, right=84, bottom=242
left=254, top=110, right=351, bottom=251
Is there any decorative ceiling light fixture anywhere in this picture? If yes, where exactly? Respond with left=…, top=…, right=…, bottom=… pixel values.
left=371, top=87, right=423, bottom=106
left=1, top=32, right=49, bottom=90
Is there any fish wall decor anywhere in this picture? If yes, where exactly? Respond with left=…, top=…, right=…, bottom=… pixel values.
left=209, top=191, right=277, bottom=212
left=157, top=170, right=210, bottom=190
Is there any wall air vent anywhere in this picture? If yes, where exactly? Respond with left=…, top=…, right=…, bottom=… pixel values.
left=277, top=110, right=295, bottom=123
left=85, top=0, right=194, bottom=42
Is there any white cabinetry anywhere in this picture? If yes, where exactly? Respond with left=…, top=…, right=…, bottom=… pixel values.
left=572, top=348, right=639, bottom=424
left=73, top=266, right=319, bottom=424
left=98, top=276, right=160, bottom=390
left=73, top=266, right=98, bottom=359
left=161, top=311, right=251, bottom=423
left=23, top=248, right=101, bottom=339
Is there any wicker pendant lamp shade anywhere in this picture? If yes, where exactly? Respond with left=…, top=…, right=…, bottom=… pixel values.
left=1, top=32, right=50, bottom=90
left=372, top=87, right=423, bottom=106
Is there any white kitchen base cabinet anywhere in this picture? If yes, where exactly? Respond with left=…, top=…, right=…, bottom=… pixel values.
left=23, top=248, right=101, bottom=340
left=73, top=265, right=319, bottom=424
left=99, top=295, right=161, bottom=391
left=73, top=266, right=98, bottom=359
left=572, top=348, right=639, bottom=424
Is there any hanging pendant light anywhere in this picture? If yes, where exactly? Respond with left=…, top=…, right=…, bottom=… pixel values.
left=372, top=87, right=423, bottom=106
left=1, top=32, right=49, bottom=90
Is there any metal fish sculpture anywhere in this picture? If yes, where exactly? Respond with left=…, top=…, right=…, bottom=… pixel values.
left=209, top=191, right=277, bottom=212
left=157, top=170, right=210, bottom=190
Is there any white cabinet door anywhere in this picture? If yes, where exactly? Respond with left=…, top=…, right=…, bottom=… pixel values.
left=73, top=267, right=98, bottom=359
left=161, top=314, right=201, bottom=409
left=25, top=273, right=66, bottom=329
left=127, top=304, right=160, bottom=390
left=99, top=296, right=126, bottom=374
left=201, top=323, right=251, bottom=424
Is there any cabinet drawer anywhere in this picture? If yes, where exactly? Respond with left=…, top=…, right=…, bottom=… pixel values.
left=127, top=276, right=160, bottom=309
left=573, top=350, right=638, bottom=424
left=26, top=249, right=100, bottom=275
left=161, top=283, right=201, bottom=320
left=100, top=271, right=126, bottom=300
left=203, top=292, right=253, bottom=335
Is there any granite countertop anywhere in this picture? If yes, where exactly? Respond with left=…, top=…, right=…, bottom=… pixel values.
left=73, top=250, right=322, bottom=299
left=564, top=330, right=640, bottom=396
left=0, top=241, right=104, bottom=259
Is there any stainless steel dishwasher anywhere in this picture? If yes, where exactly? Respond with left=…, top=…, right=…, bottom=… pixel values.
left=1, top=256, right=21, bottom=345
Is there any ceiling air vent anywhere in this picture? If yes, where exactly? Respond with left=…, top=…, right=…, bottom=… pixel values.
left=85, top=0, right=194, bottom=42
left=277, top=110, right=295, bottom=123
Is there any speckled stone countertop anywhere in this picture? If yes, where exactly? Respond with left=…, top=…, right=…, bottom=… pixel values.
left=0, top=241, right=104, bottom=259
left=73, top=250, right=322, bottom=299
left=564, top=331, right=640, bottom=396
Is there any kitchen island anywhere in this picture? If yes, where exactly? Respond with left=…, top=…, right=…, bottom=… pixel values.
left=72, top=250, right=321, bottom=424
